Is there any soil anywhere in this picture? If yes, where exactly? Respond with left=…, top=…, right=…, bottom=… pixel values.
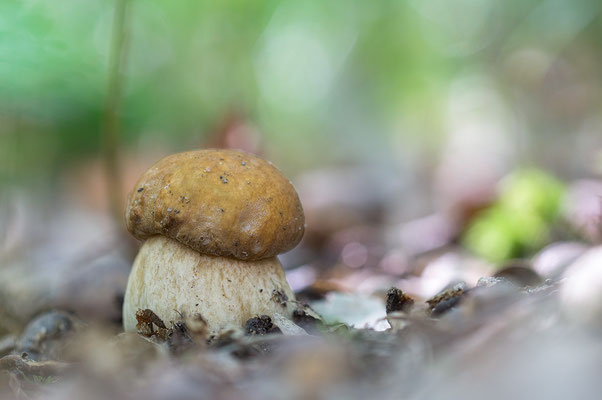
left=245, top=315, right=282, bottom=336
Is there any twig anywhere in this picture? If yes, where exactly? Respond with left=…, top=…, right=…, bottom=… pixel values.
left=102, top=0, right=130, bottom=223
left=0, top=355, right=71, bottom=377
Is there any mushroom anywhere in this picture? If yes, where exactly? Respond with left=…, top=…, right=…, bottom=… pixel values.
left=122, top=149, right=305, bottom=335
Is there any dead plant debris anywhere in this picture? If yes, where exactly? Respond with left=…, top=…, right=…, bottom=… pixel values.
left=271, top=289, right=289, bottom=307
left=0, top=262, right=595, bottom=400
left=385, top=287, right=415, bottom=314
left=245, top=315, right=281, bottom=336
left=135, top=309, right=171, bottom=341
left=426, top=283, right=467, bottom=316
left=0, top=354, right=70, bottom=378
left=291, top=308, right=321, bottom=334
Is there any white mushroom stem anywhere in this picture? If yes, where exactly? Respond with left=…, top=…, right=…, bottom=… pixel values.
left=123, top=236, right=296, bottom=336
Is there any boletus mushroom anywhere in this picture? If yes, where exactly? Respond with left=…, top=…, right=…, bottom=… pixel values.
left=122, top=149, right=305, bottom=335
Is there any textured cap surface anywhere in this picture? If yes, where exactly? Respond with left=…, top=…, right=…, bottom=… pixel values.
left=125, top=149, right=305, bottom=260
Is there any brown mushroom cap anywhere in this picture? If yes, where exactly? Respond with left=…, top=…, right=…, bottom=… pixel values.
left=125, top=149, right=305, bottom=261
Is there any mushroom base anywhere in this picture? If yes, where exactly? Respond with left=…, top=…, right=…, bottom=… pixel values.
left=123, top=236, right=296, bottom=336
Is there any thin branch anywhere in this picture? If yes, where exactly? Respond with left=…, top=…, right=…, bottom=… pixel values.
left=102, top=0, right=130, bottom=224
left=0, top=355, right=71, bottom=377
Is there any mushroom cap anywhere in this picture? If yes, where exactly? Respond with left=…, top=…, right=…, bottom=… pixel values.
left=125, top=149, right=305, bottom=260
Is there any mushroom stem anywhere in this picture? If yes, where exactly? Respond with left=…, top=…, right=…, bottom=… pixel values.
left=123, top=236, right=295, bottom=335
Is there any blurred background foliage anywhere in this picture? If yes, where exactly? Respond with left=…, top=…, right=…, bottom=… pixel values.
left=463, top=169, right=566, bottom=262
left=1, top=0, right=602, bottom=263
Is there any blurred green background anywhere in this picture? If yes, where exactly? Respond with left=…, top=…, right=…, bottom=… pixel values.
left=1, top=0, right=601, bottom=263
left=3, top=0, right=601, bottom=177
